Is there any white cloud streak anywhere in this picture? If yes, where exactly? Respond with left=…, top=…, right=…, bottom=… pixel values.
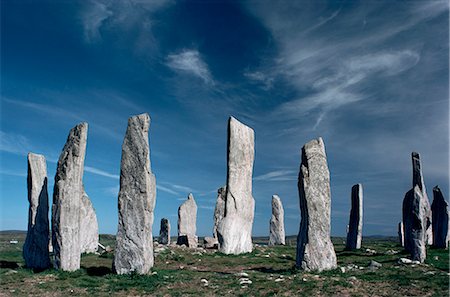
left=253, top=169, right=297, bottom=182
left=84, top=166, right=119, bottom=179
left=166, top=49, right=214, bottom=84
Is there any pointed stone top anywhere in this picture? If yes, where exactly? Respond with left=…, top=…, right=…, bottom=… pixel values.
left=303, top=137, right=324, bottom=150
left=188, top=193, right=195, bottom=200
left=411, top=152, right=425, bottom=191
left=352, top=183, right=363, bottom=190
left=272, top=194, right=281, bottom=202
left=432, top=186, right=447, bottom=205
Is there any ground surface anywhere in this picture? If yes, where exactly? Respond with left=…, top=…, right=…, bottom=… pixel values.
left=0, top=232, right=448, bottom=296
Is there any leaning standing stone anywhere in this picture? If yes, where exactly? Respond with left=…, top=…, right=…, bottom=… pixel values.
left=213, top=186, right=226, bottom=239
left=159, top=218, right=170, bottom=245
left=79, top=190, right=99, bottom=254
left=177, top=193, right=198, bottom=247
left=346, top=184, right=363, bottom=250
left=403, top=185, right=427, bottom=262
left=296, top=137, right=337, bottom=271
left=52, top=123, right=88, bottom=271
left=398, top=222, right=404, bottom=247
left=431, top=186, right=449, bottom=249
left=23, top=153, right=51, bottom=270
left=114, top=113, right=156, bottom=274
left=217, top=117, right=255, bottom=254
left=269, top=195, right=285, bottom=246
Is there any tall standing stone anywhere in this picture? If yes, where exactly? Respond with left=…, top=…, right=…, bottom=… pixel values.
left=431, top=186, right=449, bottom=249
left=114, top=113, right=156, bottom=274
left=52, top=123, right=88, bottom=271
left=79, top=190, right=99, bottom=254
left=398, top=222, right=404, bottom=247
left=403, top=152, right=432, bottom=256
left=217, top=117, right=255, bottom=254
left=403, top=185, right=427, bottom=262
left=213, top=186, right=226, bottom=239
left=296, top=137, right=337, bottom=271
left=411, top=152, right=433, bottom=245
left=177, top=193, right=198, bottom=247
left=159, top=218, right=170, bottom=245
left=23, top=153, right=51, bottom=270
left=269, top=195, right=285, bottom=246
left=346, top=184, right=363, bottom=250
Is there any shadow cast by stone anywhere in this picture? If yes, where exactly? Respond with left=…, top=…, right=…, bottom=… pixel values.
left=85, top=266, right=112, bottom=276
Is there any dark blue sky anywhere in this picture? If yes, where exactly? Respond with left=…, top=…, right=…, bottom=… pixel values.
left=1, top=0, right=448, bottom=236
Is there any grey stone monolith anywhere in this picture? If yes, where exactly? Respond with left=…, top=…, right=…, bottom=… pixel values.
left=114, top=113, right=156, bottom=274
left=411, top=152, right=433, bottom=245
left=213, top=186, right=226, bottom=239
left=217, top=117, right=255, bottom=254
left=269, top=195, right=285, bottom=246
left=159, top=218, right=170, bottom=245
left=431, top=186, right=449, bottom=248
left=23, top=153, right=51, bottom=270
left=346, top=184, right=363, bottom=250
left=398, top=222, right=404, bottom=247
left=403, top=152, right=432, bottom=257
left=52, top=123, right=88, bottom=271
left=296, top=137, right=337, bottom=271
left=403, top=185, right=427, bottom=262
left=177, top=193, right=198, bottom=247
left=80, top=190, right=98, bottom=254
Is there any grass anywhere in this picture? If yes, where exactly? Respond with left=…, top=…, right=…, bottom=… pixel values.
left=0, top=232, right=448, bottom=296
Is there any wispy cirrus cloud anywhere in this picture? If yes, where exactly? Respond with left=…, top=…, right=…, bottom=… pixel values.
left=80, top=0, right=172, bottom=44
left=245, top=1, right=446, bottom=129
left=166, top=49, right=214, bottom=85
left=253, top=169, right=297, bottom=182
left=85, top=166, right=119, bottom=179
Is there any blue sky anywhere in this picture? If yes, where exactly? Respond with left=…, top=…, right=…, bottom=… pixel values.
left=1, top=0, right=448, bottom=237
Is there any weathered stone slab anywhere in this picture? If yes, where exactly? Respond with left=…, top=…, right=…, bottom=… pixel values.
left=398, top=222, right=404, bottom=247
left=431, top=186, right=449, bottom=249
left=217, top=117, right=255, bottom=254
left=159, top=218, right=170, bottom=245
left=213, top=186, right=226, bottom=239
left=346, top=184, right=363, bottom=250
left=403, top=185, right=427, bottom=262
left=296, top=137, right=337, bottom=271
left=403, top=152, right=432, bottom=253
left=52, top=123, right=88, bottom=271
left=80, top=190, right=98, bottom=254
left=114, top=113, right=156, bottom=274
left=23, top=153, right=51, bottom=270
left=411, top=152, right=433, bottom=245
left=177, top=193, right=198, bottom=248
left=269, top=195, right=285, bottom=246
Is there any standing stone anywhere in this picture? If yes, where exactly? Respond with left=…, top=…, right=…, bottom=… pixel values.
left=398, top=222, right=404, bottom=247
left=114, top=113, right=156, bottom=274
left=217, top=117, right=255, bottom=254
left=52, top=123, right=88, bottom=271
left=159, top=218, right=170, bottom=245
left=177, top=193, right=198, bottom=247
left=346, top=184, right=363, bottom=250
left=403, top=185, right=427, bottom=262
left=403, top=152, right=432, bottom=254
left=23, top=153, right=51, bottom=270
left=431, top=186, right=449, bottom=249
left=296, top=137, right=337, bottom=271
left=79, top=190, right=99, bottom=254
left=269, top=195, right=285, bottom=246
left=411, top=152, right=433, bottom=245
left=213, top=186, right=226, bottom=239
